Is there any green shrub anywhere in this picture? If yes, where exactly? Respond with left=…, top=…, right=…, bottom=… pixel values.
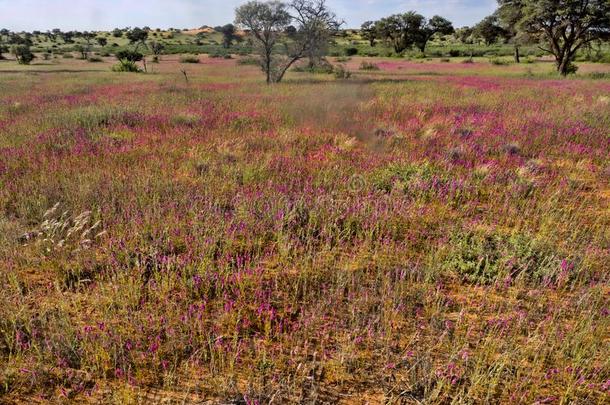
left=442, top=229, right=560, bottom=285
left=87, top=56, right=103, bottom=63
left=111, top=61, right=141, bottom=72
left=11, top=45, right=35, bottom=65
left=489, top=57, right=510, bottom=66
left=345, top=47, right=358, bottom=56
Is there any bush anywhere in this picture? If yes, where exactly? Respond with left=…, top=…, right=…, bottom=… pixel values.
left=293, top=59, right=334, bottom=74
left=115, top=50, right=143, bottom=63
left=11, top=45, right=35, bottom=65
left=111, top=61, right=141, bottom=72
left=180, top=55, right=200, bottom=63
left=359, top=61, right=379, bottom=71
left=87, top=56, right=103, bottom=63
left=345, top=47, right=358, bottom=56
left=333, top=64, right=352, bottom=79
left=443, top=229, right=560, bottom=285
left=489, top=57, right=510, bottom=66
left=448, top=49, right=462, bottom=57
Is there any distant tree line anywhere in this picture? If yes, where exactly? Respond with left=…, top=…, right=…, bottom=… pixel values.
left=1, top=0, right=608, bottom=74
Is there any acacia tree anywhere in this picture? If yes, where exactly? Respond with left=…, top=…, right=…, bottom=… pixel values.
left=473, top=15, right=506, bottom=45
left=496, top=0, right=526, bottom=62
left=516, top=0, right=610, bottom=75
left=11, top=45, right=35, bottom=64
left=360, top=20, right=377, bottom=47
left=375, top=13, right=423, bottom=53
left=235, top=0, right=341, bottom=84
left=126, top=27, right=149, bottom=51
left=216, top=24, right=238, bottom=48
left=415, top=15, right=454, bottom=54
left=374, top=12, right=453, bottom=55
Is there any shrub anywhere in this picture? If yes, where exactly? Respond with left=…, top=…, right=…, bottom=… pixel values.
left=489, top=57, right=510, bottom=66
left=111, top=61, right=141, bottom=72
left=180, top=55, right=200, bottom=63
left=345, top=47, right=358, bottom=56
left=442, top=229, right=560, bottom=285
left=333, top=64, right=351, bottom=79
left=293, top=59, right=334, bottom=74
left=87, top=56, right=103, bottom=63
left=115, top=50, right=143, bottom=63
left=11, top=45, right=35, bottom=65
left=359, top=61, right=379, bottom=71
left=448, top=49, right=462, bottom=57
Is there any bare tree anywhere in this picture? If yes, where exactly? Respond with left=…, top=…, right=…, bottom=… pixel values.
left=236, top=0, right=342, bottom=84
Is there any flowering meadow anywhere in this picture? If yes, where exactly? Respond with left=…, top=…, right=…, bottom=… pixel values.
left=0, top=56, right=609, bottom=403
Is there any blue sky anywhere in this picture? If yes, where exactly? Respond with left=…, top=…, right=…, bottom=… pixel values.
left=0, top=0, right=497, bottom=31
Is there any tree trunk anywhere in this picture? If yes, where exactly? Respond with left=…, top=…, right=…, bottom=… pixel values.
left=514, top=46, right=520, bottom=64
left=264, top=53, right=271, bottom=85
left=557, top=51, right=574, bottom=76
left=274, top=56, right=301, bottom=84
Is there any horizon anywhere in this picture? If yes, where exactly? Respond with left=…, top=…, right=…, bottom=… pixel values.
left=0, top=0, right=497, bottom=32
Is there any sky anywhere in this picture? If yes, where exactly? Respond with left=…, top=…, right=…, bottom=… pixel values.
left=0, top=0, right=497, bottom=31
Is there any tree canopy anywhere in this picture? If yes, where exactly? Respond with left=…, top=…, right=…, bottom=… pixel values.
left=500, top=0, right=610, bottom=75
left=235, top=0, right=341, bottom=84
